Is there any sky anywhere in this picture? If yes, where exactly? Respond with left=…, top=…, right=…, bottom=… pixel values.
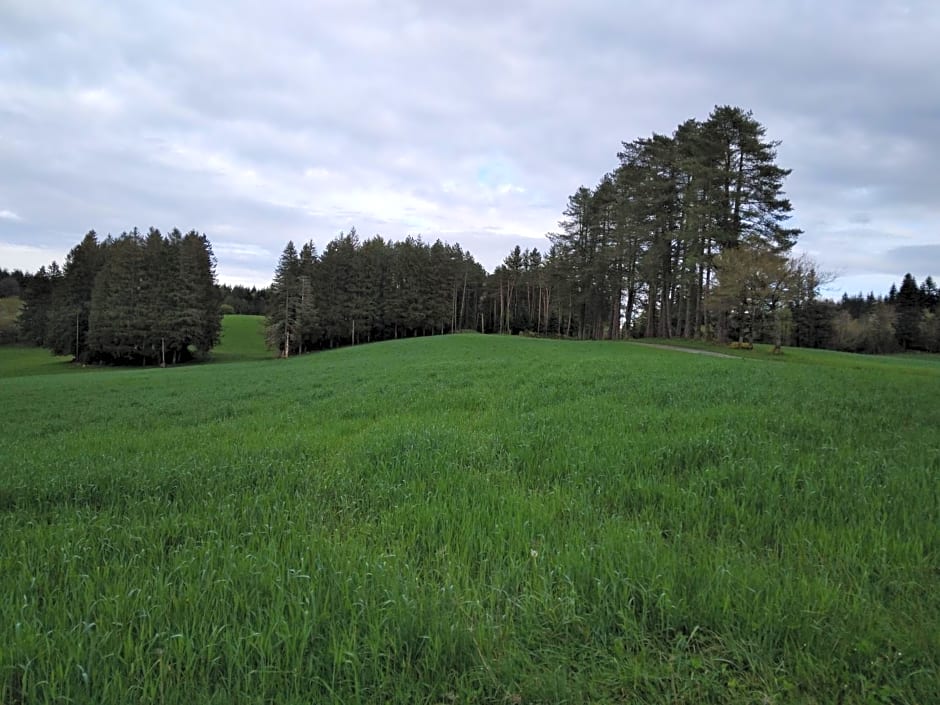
left=1, top=0, right=938, bottom=298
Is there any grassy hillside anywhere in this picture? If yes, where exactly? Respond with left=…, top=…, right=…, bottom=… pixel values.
left=1, top=335, right=937, bottom=704
left=0, top=295, right=20, bottom=321
left=0, top=346, right=80, bottom=379
left=211, top=314, right=270, bottom=362
left=0, top=296, right=21, bottom=339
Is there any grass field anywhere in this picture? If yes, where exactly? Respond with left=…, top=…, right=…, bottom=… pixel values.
left=211, top=314, right=272, bottom=363
left=0, top=296, right=21, bottom=330
left=0, top=346, right=78, bottom=379
left=1, top=322, right=938, bottom=703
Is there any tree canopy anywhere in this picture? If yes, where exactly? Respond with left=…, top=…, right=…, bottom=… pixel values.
left=265, top=233, right=487, bottom=355
left=19, top=229, right=222, bottom=365
left=10, top=107, right=938, bottom=361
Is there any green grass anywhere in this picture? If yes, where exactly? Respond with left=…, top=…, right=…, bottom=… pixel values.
left=637, top=337, right=940, bottom=373
left=0, top=346, right=78, bottom=379
left=0, top=296, right=21, bottom=332
left=1, top=333, right=938, bottom=704
left=211, top=314, right=271, bottom=362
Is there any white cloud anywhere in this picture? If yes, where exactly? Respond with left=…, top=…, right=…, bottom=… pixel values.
left=213, top=241, right=274, bottom=261
left=0, top=210, right=23, bottom=222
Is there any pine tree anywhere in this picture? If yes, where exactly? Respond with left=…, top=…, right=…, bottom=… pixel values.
left=919, top=276, right=938, bottom=310
left=45, top=231, right=104, bottom=360
left=895, top=273, right=921, bottom=349
left=88, top=231, right=147, bottom=362
left=17, top=264, right=59, bottom=346
left=295, top=241, right=319, bottom=352
left=266, top=241, right=300, bottom=356
left=181, top=231, right=222, bottom=356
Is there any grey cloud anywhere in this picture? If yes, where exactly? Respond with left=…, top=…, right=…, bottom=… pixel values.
left=881, top=245, right=940, bottom=279
left=1, top=0, right=938, bottom=295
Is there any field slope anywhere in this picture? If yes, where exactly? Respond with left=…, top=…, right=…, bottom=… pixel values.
left=210, top=314, right=271, bottom=362
left=1, top=335, right=937, bottom=704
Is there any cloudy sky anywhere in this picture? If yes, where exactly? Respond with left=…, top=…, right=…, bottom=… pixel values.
left=1, top=0, right=938, bottom=297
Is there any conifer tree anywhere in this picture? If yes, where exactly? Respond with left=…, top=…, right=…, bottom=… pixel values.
left=266, top=241, right=300, bottom=356
left=45, top=231, right=103, bottom=360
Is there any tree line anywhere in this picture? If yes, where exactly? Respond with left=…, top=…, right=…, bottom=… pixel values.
left=5, top=104, right=937, bottom=360
left=17, top=229, right=221, bottom=365
left=261, top=106, right=937, bottom=357
left=264, top=106, right=823, bottom=352
left=827, top=274, right=940, bottom=353
left=265, top=230, right=488, bottom=355
left=486, top=105, right=820, bottom=345
left=219, top=284, right=269, bottom=316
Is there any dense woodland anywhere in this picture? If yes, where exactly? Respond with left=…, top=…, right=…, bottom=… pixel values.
left=264, top=106, right=825, bottom=354
left=219, top=284, right=269, bottom=316
left=265, top=232, right=488, bottom=354
left=3, top=107, right=938, bottom=361
left=12, top=229, right=221, bottom=364
left=831, top=274, right=940, bottom=353
left=263, top=106, right=938, bottom=356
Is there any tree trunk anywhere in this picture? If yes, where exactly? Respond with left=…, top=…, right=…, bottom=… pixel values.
left=773, top=305, right=783, bottom=354
left=460, top=271, right=468, bottom=329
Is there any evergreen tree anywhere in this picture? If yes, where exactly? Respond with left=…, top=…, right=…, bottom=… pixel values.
left=266, top=241, right=300, bottom=356
left=895, top=273, right=921, bottom=349
left=19, top=228, right=225, bottom=365
left=88, top=231, right=148, bottom=362
left=45, top=231, right=104, bottom=360
left=17, top=264, right=59, bottom=346
left=921, top=276, right=938, bottom=310
left=295, top=241, right=319, bottom=352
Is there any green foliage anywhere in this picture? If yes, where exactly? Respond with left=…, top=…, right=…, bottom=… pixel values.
left=0, top=314, right=268, bottom=375
left=836, top=273, right=940, bottom=353
left=266, top=233, right=488, bottom=355
left=20, top=229, right=222, bottom=365
left=1, top=336, right=937, bottom=703
left=895, top=273, right=924, bottom=350
left=0, top=273, right=22, bottom=298
left=530, top=105, right=803, bottom=341
left=218, top=284, right=268, bottom=315
left=16, top=262, right=60, bottom=346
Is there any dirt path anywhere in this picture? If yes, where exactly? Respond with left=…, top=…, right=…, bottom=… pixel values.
left=628, top=342, right=739, bottom=359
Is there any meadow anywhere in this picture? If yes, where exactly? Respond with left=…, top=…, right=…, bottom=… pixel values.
left=1, top=319, right=937, bottom=704
left=0, top=297, right=20, bottom=328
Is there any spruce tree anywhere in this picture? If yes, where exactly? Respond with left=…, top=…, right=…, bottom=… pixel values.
left=266, top=241, right=300, bottom=356
left=88, top=232, right=147, bottom=362
left=45, top=231, right=104, bottom=360
left=895, top=273, right=921, bottom=349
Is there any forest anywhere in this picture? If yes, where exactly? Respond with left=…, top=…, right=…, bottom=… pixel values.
left=4, top=106, right=939, bottom=361
left=10, top=229, right=221, bottom=365
left=261, top=106, right=939, bottom=356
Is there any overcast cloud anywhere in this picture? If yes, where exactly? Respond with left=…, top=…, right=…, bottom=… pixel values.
left=1, top=0, right=938, bottom=296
